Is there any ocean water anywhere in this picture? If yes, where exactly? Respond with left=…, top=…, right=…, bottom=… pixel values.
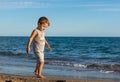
left=0, top=36, right=120, bottom=81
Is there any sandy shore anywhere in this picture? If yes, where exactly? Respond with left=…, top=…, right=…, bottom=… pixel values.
left=0, top=73, right=117, bottom=82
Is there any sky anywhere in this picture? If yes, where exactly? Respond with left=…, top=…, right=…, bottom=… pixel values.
left=0, top=0, right=120, bottom=37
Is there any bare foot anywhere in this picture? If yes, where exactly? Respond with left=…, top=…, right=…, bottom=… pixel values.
left=37, top=75, right=46, bottom=79
left=34, top=71, right=38, bottom=75
left=34, top=70, right=39, bottom=75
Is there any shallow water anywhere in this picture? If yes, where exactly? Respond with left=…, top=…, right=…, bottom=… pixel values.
left=0, top=36, right=120, bottom=81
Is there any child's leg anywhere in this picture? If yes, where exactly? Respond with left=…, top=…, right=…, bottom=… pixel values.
left=34, top=63, right=39, bottom=75
left=37, top=62, right=45, bottom=78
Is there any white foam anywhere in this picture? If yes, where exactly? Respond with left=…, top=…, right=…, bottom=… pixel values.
left=74, top=64, right=87, bottom=68
left=100, top=70, right=114, bottom=74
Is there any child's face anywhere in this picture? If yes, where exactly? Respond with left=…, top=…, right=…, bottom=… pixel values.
left=38, top=23, right=48, bottom=31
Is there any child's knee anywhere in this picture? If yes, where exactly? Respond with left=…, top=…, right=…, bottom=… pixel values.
left=39, top=61, right=44, bottom=64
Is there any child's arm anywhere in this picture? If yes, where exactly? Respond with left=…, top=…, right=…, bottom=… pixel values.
left=26, top=30, right=37, bottom=54
left=45, top=40, right=52, bottom=52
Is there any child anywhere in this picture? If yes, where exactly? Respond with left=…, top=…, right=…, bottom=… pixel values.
left=26, top=16, right=52, bottom=78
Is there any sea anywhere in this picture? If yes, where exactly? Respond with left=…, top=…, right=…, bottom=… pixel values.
left=0, top=36, right=120, bottom=81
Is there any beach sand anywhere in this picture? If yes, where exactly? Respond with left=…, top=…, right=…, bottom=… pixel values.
left=0, top=73, right=117, bottom=82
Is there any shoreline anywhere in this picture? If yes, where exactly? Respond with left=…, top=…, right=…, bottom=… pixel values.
left=0, top=73, right=117, bottom=82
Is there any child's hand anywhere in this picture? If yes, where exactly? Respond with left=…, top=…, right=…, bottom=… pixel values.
left=48, top=47, right=52, bottom=52
left=26, top=47, right=30, bottom=55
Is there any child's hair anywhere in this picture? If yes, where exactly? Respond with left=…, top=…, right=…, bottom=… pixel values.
left=38, top=16, right=50, bottom=26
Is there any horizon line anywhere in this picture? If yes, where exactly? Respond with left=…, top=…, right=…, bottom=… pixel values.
left=0, top=35, right=120, bottom=38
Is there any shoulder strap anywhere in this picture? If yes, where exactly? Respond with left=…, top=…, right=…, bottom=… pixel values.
left=35, top=29, right=42, bottom=35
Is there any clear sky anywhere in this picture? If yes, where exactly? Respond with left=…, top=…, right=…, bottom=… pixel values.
left=0, top=0, right=120, bottom=37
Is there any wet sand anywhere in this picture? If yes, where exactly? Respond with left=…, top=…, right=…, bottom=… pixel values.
left=0, top=73, right=117, bottom=82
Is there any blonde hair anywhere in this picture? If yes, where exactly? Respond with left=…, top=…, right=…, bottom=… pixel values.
left=38, top=16, right=50, bottom=26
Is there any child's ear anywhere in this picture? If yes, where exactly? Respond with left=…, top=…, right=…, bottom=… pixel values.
left=38, top=23, right=41, bottom=25
left=38, top=23, right=41, bottom=27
